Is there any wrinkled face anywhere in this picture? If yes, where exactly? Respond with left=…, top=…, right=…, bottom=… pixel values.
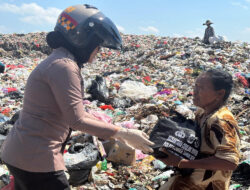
left=88, top=46, right=100, bottom=63
left=193, top=74, right=220, bottom=109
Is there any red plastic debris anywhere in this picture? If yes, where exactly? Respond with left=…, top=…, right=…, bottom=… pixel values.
left=99, top=105, right=114, bottom=111
left=234, top=62, right=241, bottom=66
left=7, top=88, right=17, bottom=93
left=105, top=172, right=115, bottom=176
left=6, top=64, right=24, bottom=69
left=1, top=108, right=11, bottom=115
left=124, top=68, right=131, bottom=72
left=1, top=176, right=14, bottom=190
left=133, top=65, right=139, bottom=70
left=238, top=75, right=249, bottom=87
left=143, top=76, right=151, bottom=82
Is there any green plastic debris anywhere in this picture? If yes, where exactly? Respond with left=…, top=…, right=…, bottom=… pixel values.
left=101, top=158, right=107, bottom=171
left=239, top=130, right=246, bottom=135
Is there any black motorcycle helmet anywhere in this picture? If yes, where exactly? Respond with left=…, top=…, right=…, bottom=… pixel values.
left=46, top=4, right=122, bottom=67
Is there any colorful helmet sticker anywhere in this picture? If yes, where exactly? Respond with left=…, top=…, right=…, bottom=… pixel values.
left=58, top=12, right=78, bottom=31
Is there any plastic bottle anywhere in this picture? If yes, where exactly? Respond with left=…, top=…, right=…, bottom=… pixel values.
left=229, top=184, right=241, bottom=190
left=101, top=158, right=107, bottom=171
left=152, top=170, right=174, bottom=181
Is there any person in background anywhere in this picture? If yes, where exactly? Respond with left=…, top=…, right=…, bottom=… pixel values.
left=1, top=4, right=153, bottom=190
left=159, top=69, right=240, bottom=190
left=203, top=20, right=215, bottom=44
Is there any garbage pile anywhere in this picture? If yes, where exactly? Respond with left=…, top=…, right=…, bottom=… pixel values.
left=0, top=32, right=51, bottom=58
left=0, top=32, right=249, bottom=189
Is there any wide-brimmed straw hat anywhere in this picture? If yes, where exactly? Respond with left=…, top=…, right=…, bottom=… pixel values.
left=203, top=20, right=213, bottom=25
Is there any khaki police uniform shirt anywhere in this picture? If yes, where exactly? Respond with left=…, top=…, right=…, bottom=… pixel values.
left=1, top=48, right=119, bottom=172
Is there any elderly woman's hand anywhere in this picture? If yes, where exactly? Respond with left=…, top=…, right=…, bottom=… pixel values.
left=158, top=147, right=183, bottom=167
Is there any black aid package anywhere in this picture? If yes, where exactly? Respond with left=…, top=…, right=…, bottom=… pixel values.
left=149, top=113, right=201, bottom=160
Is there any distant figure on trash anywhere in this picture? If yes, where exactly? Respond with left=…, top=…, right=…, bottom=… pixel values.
left=202, top=20, right=215, bottom=44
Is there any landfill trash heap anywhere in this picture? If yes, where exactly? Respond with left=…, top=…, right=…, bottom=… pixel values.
left=0, top=32, right=249, bottom=190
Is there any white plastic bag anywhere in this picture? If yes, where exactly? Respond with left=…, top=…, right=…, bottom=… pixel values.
left=118, top=80, right=157, bottom=100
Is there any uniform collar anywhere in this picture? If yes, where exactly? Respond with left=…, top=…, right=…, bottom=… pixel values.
left=54, top=47, right=76, bottom=62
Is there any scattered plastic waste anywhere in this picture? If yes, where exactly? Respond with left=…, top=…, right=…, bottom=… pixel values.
left=152, top=170, right=174, bottom=181
left=0, top=32, right=249, bottom=189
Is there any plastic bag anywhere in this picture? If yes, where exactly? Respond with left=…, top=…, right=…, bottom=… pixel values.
left=88, top=110, right=112, bottom=124
left=88, top=76, right=109, bottom=103
left=0, top=114, right=9, bottom=123
left=5, top=91, right=23, bottom=100
left=118, top=80, right=157, bottom=100
left=0, top=110, right=20, bottom=135
left=64, top=142, right=100, bottom=186
left=149, top=113, right=201, bottom=160
left=0, top=123, right=12, bottom=136
left=8, top=110, right=20, bottom=125
left=231, top=162, right=250, bottom=187
left=0, top=62, right=5, bottom=73
left=209, top=36, right=226, bottom=44
left=1, top=175, right=14, bottom=190
left=111, top=97, right=132, bottom=108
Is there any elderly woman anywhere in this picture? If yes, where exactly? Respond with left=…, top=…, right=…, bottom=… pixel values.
left=159, top=69, right=240, bottom=190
